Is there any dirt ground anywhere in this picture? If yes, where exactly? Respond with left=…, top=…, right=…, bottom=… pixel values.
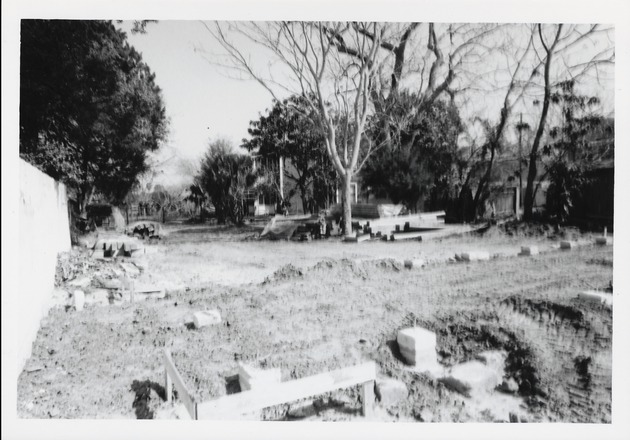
left=17, top=223, right=613, bottom=422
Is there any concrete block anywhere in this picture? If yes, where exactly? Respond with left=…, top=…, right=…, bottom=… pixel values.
left=560, top=241, right=576, bottom=250
left=86, top=289, right=111, bottom=305
left=68, top=276, right=92, bottom=288
left=375, top=378, right=408, bottom=407
left=404, top=258, right=425, bottom=269
left=498, top=377, right=519, bottom=394
left=475, top=350, right=507, bottom=372
left=519, top=246, right=539, bottom=256
left=440, top=360, right=502, bottom=396
left=577, top=290, right=613, bottom=308
left=136, top=290, right=166, bottom=301
left=98, top=278, right=122, bottom=290
left=460, top=251, right=490, bottom=262
left=237, top=362, right=281, bottom=392
left=91, top=249, right=106, bottom=259
left=392, top=231, right=423, bottom=241
left=192, top=310, right=221, bottom=328
left=595, top=237, right=609, bottom=245
left=73, top=290, right=85, bottom=311
left=287, top=400, right=317, bottom=418
left=397, top=327, right=438, bottom=370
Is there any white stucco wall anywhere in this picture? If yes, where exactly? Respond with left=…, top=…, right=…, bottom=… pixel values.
left=18, top=159, right=71, bottom=375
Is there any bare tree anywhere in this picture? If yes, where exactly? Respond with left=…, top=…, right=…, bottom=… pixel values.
left=205, top=21, right=392, bottom=235
left=522, top=23, right=614, bottom=220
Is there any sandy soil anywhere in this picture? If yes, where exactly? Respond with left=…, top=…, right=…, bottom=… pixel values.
left=17, top=224, right=613, bottom=422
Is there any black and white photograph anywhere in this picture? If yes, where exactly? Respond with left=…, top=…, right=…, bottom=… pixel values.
left=2, top=0, right=629, bottom=439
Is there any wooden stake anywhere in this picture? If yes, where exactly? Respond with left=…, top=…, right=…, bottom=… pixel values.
left=165, top=367, right=173, bottom=403
left=163, top=349, right=197, bottom=419
left=361, top=380, right=375, bottom=418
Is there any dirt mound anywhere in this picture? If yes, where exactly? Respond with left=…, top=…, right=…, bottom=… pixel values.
left=501, top=295, right=589, bottom=332
left=587, top=258, right=613, bottom=267
left=499, top=220, right=552, bottom=237
left=310, top=259, right=368, bottom=279
left=263, top=264, right=304, bottom=284
left=364, top=258, right=405, bottom=272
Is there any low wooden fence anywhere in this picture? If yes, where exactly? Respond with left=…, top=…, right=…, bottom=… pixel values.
left=163, top=349, right=376, bottom=420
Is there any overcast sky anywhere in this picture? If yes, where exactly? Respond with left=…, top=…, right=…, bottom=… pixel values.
left=119, top=21, right=277, bottom=162
left=119, top=20, right=615, bottom=179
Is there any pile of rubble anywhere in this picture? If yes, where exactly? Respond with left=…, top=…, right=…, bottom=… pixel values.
left=54, top=244, right=163, bottom=310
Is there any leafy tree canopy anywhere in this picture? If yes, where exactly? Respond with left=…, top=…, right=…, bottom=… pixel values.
left=20, top=19, right=168, bottom=210
left=199, top=139, right=257, bottom=225
left=242, top=95, right=337, bottom=213
left=362, top=97, right=463, bottom=211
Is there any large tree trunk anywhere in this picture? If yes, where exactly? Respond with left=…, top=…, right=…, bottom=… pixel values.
left=79, top=185, right=95, bottom=218
left=342, top=171, right=353, bottom=237
left=524, top=24, right=562, bottom=221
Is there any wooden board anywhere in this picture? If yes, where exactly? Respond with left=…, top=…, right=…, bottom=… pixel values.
left=196, top=361, right=376, bottom=420
left=391, top=231, right=424, bottom=241
left=163, top=349, right=197, bottom=419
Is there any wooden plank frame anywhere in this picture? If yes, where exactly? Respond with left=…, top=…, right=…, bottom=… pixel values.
left=163, top=349, right=197, bottom=419
left=196, top=361, right=377, bottom=420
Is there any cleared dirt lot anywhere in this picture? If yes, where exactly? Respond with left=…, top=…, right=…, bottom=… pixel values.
left=17, top=224, right=613, bottom=422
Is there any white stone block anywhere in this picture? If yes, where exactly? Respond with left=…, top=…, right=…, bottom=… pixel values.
left=460, top=251, right=490, bottom=262
left=397, top=327, right=438, bottom=370
left=441, top=360, right=502, bottom=396
left=560, top=241, right=576, bottom=250
left=519, top=246, right=539, bottom=256
left=73, top=290, right=85, bottom=311
left=193, top=310, right=221, bottom=328
left=404, top=258, right=425, bottom=269
left=238, top=363, right=281, bottom=391
left=577, top=290, right=613, bottom=308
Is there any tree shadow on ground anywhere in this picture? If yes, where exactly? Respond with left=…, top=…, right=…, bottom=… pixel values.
left=130, top=379, right=166, bottom=419
left=280, top=396, right=363, bottom=421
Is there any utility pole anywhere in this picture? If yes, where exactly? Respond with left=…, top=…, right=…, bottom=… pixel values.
left=279, top=156, right=284, bottom=205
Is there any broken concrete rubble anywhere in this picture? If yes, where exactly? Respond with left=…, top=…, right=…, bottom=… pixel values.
left=475, top=350, right=507, bottom=373
left=498, top=377, right=519, bottom=394
left=86, top=289, right=112, bottom=305
left=440, top=360, right=503, bottom=396
left=68, top=276, right=92, bottom=288
left=375, top=378, right=408, bottom=407
left=237, top=362, right=281, bottom=392
left=119, top=262, right=140, bottom=276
